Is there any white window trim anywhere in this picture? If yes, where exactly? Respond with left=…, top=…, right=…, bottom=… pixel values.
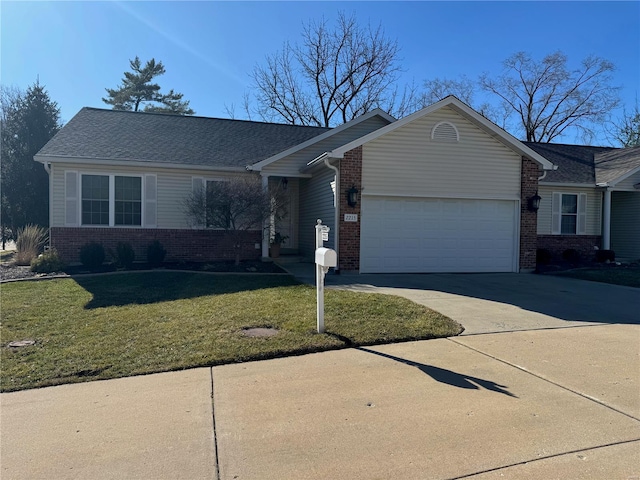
left=79, top=172, right=145, bottom=228
left=551, top=191, right=587, bottom=235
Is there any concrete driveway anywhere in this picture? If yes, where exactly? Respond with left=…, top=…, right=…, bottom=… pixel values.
left=2, top=267, right=639, bottom=479
left=316, top=270, right=640, bottom=334
left=3, top=324, right=638, bottom=479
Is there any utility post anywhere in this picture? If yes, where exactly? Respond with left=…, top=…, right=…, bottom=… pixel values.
left=315, top=219, right=336, bottom=334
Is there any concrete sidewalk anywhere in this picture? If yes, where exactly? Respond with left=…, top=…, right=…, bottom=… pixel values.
left=2, top=324, right=639, bottom=479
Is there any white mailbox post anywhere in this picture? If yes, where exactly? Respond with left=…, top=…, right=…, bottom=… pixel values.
left=315, top=220, right=336, bottom=333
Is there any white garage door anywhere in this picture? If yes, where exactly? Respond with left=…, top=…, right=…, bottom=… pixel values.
left=360, top=197, right=518, bottom=273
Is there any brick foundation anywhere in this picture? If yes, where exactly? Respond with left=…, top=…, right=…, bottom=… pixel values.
left=50, top=227, right=262, bottom=264
left=520, top=157, right=540, bottom=271
left=338, top=146, right=363, bottom=271
left=537, top=235, right=601, bottom=262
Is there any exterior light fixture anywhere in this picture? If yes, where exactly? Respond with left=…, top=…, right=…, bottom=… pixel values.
left=281, top=177, right=288, bottom=190
left=528, top=192, right=542, bottom=212
left=347, top=185, right=359, bottom=207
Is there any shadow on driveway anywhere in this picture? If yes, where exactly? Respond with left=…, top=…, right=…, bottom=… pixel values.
left=327, top=272, right=640, bottom=326
left=358, top=347, right=517, bottom=398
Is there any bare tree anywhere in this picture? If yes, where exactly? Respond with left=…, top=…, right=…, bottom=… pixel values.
left=420, top=76, right=476, bottom=107
left=183, top=176, right=287, bottom=265
left=417, top=76, right=510, bottom=129
left=480, top=51, right=620, bottom=143
left=250, top=12, right=417, bottom=127
left=608, top=100, right=640, bottom=147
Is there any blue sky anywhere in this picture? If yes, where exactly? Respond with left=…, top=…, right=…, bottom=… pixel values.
left=2, top=1, right=639, bottom=144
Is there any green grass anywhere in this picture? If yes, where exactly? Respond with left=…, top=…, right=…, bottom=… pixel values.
left=553, top=265, right=640, bottom=288
left=0, top=272, right=462, bottom=392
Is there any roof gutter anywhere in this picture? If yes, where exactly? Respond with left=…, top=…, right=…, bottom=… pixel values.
left=34, top=154, right=248, bottom=172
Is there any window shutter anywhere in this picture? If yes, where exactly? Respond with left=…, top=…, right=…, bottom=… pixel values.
left=551, top=192, right=561, bottom=234
left=65, top=171, right=79, bottom=226
left=192, top=177, right=205, bottom=228
left=144, top=174, right=157, bottom=228
left=577, top=193, right=587, bottom=235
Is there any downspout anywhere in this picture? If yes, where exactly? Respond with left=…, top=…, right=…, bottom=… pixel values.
left=602, top=187, right=611, bottom=250
left=43, top=162, right=52, bottom=249
left=324, top=157, right=340, bottom=273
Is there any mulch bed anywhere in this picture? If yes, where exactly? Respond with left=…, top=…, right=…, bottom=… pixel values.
left=535, top=260, right=639, bottom=274
left=1, top=260, right=286, bottom=282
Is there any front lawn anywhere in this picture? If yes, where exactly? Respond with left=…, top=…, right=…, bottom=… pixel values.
left=552, top=265, right=640, bottom=288
left=0, top=272, right=462, bottom=392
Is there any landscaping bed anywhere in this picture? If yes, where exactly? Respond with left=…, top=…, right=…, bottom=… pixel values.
left=0, top=272, right=463, bottom=392
left=0, top=259, right=285, bottom=282
left=546, top=263, right=640, bottom=288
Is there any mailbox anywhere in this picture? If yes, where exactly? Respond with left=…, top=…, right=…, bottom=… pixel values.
left=315, top=247, right=337, bottom=267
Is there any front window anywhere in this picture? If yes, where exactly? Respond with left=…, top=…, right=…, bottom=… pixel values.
left=115, top=176, right=142, bottom=225
left=82, top=175, right=109, bottom=225
left=81, top=174, right=142, bottom=226
left=561, top=194, right=578, bottom=234
left=205, top=180, right=231, bottom=228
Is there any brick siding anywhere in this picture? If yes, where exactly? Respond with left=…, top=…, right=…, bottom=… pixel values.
left=537, top=235, right=601, bottom=262
left=338, top=146, right=363, bottom=272
left=50, top=227, right=261, bottom=264
left=520, top=156, right=541, bottom=271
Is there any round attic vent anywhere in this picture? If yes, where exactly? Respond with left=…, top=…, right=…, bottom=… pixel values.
left=431, top=121, right=459, bottom=142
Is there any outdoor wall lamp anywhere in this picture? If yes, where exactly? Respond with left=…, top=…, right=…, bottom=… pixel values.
left=281, top=177, right=288, bottom=190
left=528, top=192, right=542, bottom=212
left=347, top=185, right=359, bottom=207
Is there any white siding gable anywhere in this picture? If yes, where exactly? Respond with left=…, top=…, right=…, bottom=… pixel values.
left=613, top=169, right=640, bottom=191
left=362, top=106, right=522, bottom=200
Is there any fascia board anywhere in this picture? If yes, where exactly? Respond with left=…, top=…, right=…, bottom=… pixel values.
left=247, top=109, right=395, bottom=171
left=33, top=154, right=248, bottom=172
left=539, top=182, right=597, bottom=188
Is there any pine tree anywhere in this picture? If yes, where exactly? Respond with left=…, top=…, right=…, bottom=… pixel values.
left=1, top=81, right=61, bottom=243
left=103, top=57, right=194, bottom=115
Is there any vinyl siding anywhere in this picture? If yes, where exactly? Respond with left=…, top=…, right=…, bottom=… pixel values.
left=362, top=106, right=522, bottom=199
left=537, top=185, right=602, bottom=235
left=261, top=116, right=389, bottom=177
left=611, top=191, right=640, bottom=260
left=51, top=161, right=251, bottom=229
left=299, top=168, right=336, bottom=259
left=613, top=169, right=640, bottom=190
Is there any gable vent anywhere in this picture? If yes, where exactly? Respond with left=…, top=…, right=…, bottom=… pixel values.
left=431, top=121, right=459, bottom=142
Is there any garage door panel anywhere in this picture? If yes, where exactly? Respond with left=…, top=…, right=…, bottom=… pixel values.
left=361, top=197, right=517, bottom=273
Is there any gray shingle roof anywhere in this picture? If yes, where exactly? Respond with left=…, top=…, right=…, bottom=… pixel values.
left=594, top=146, right=640, bottom=185
left=36, top=107, right=330, bottom=168
left=523, top=142, right=617, bottom=184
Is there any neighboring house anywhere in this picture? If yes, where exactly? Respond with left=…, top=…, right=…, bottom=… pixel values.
left=34, top=95, right=639, bottom=272
left=525, top=143, right=640, bottom=262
